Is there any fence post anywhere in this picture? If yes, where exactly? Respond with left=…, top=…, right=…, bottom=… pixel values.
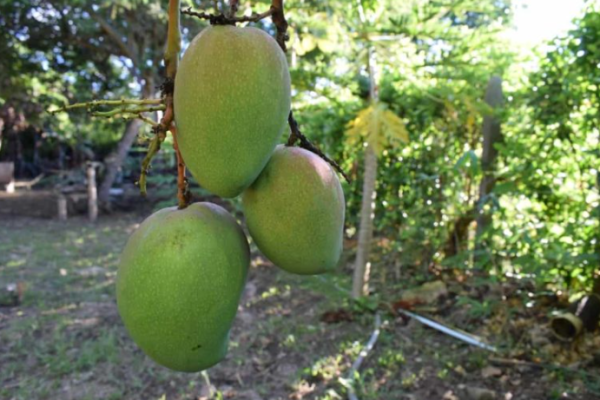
left=57, top=194, right=68, bottom=221
left=87, top=162, right=98, bottom=222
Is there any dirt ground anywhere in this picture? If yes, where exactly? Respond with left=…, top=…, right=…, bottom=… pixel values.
left=1, top=213, right=599, bottom=400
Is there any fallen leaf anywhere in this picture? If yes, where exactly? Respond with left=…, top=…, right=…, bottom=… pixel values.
left=481, top=366, right=502, bottom=378
left=454, top=365, right=467, bottom=376
left=464, top=386, right=497, bottom=400
left=401, top=280, right=448, bottom=304
left=320, top=309, right=354, bottom=324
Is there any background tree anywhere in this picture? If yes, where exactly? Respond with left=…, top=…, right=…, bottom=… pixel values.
left=3, top=1, right=600, bottom=398
left=0, top=0, right=202, bottom=206
left=282, top=0, right=514, bottom=295
left=495, top=4, right=600, bottom=289
left=2, top=0, right=595, bottom=294
left=474, top=76, right=503, bottom=266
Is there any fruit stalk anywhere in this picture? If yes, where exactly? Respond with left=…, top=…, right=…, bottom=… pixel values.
left=286, top=112, right=351, bottom=182
left=270, top=0, right=288, bottom=52
left=182, top=1, right=284, bottom=42
left=181, top=6, right=274, bottom=25
left=151, top=0, right=190, bottom=209
left=165, top=0, right=182, bottom=80
left=139, top=130, right=167, bottom=197
left=48, top=0, right=188, bottom=204
left=170, top=125, right=191, bottom=209
left=131, top=114, right=159, bottom=127
left=268, top=1, right=350, bottom=183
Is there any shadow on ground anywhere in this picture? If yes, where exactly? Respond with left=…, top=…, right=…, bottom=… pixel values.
left=1, top=215, right=598, bottom=400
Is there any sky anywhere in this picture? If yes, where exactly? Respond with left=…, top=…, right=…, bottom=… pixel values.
left=508, top=0, right=588, bottom=47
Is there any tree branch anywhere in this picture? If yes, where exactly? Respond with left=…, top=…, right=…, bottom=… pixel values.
left=149, top=0, right=189, bottom=209
left=48, top=98, right=163, bottom=115
left=92, top=105, right=165, bottom=118
left=165, top=0, right=181, bottom=79
left=270, top=0, right=288, bottom=52
left=181, top=6, right=274, bottom=25
left=170, top=125, right=192, bottom=208
left=88, top=8, right=137, bottom=66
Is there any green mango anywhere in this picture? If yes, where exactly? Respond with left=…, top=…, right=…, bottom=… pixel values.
left=116, top=202, right=249, bottom=372
left=242, top=146, right=345, bottom=275
left=174, top=25, right=291, bottom=198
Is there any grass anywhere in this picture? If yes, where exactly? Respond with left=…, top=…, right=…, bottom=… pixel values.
left=1, top=214, right=598, bottom=400
left=0, top=217, right=137, bottom=399
left=0, top=215, right=373, bottom=400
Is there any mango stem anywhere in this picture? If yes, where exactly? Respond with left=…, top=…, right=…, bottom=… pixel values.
left=286, top=111, right=351, bottom=183
left=149, top=0, right=191, bottom=209
left=268, top=1, right=350, bottom=183
left=170, top=125, right=191, bottom=209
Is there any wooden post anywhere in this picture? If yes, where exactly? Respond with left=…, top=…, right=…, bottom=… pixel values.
left=6, top=181, right=15, bottom=194
left=87, top=162, right=98, bottom=222
left=57, top=195, right=68, bottom=221
left=0, top=162, right=15, bottom=193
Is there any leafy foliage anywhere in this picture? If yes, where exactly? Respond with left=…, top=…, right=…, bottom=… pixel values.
left=493, top=5, right=600, bottom=289
left=1, top=0, right=596, bottom=291
left=346, top=103, right=409, bottom=156
left=283, top=0, right=595, bottom=291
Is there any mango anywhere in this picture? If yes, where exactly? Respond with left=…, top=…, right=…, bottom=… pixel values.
left=174, top=25, right=291, bottom=198
left=242, top=146, right=345, bottom=275
left=116, top=202, right=249, bottom=372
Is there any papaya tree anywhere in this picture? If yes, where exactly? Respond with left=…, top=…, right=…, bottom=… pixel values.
left=329, top=0, right=513, bottom=297
left=347, top=76, right=409, bottom=298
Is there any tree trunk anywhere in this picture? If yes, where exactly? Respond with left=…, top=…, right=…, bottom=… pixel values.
left=98, top=119, right=143, bottom=207
left=352, top=145, right=378, bottom=298
left=98, top=76, right=154, bottom=208
left=474, top=76, right=503, bottom=264
left=443, top=208, right=475, bottom=258
left=596, top=170, right=600, bottom=284
left=352, top=46, right=378, bottom=299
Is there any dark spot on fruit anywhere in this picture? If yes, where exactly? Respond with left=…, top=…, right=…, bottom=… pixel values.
left=191, top=344, right=202, bottom=351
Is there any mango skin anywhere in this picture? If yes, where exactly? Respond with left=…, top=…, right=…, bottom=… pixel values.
left=174, top=25, right=291, bottom=198
left=116, top=202, right=249, bottom=372
left=242, top=146, right=345, bottom=275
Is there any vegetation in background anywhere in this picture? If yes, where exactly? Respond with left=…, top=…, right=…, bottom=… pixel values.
left=2, top=0, right=597, bottom=290
left=2, top=1, right=600, bottom=399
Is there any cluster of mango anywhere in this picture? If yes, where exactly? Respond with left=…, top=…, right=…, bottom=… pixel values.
left=116, top=25, right=345, bottom=372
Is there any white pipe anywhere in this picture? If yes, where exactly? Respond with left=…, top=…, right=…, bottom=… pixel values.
left=397, top=309, right=497, bottom=352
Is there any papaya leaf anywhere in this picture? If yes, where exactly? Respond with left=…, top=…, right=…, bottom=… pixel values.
left=381, top=109, right=409, bottom=143
left=345, top=102, right=409, bottom=156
